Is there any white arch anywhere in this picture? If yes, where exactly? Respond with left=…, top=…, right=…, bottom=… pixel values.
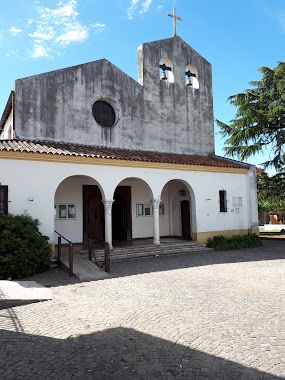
left=54, top=174, right=106, bottom=244
left=160, top=178, right=197, bottom=238
left=54, top=174, right=105, bottom=199
left=113, top=176, right=154, bottom=200
left=185, top=64, right=199, bottom=89
left=160, top=58, right=175, bottom=83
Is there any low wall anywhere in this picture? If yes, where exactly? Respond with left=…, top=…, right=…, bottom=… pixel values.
left=264, top=224, right=285, bottom=231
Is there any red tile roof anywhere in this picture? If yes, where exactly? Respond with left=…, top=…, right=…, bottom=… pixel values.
left=0, top=139, right=249, bottom=169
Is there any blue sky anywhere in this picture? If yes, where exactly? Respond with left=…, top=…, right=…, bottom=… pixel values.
left=0, top=0, right=284, bottom=171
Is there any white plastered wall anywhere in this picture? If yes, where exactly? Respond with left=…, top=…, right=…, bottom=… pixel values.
left=0, top=112, right=13, bottom=139
left=0, top=157, right=254, bottom=244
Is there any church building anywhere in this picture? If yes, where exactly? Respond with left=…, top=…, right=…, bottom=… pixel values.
left=0, top=33, right=259, bottom=251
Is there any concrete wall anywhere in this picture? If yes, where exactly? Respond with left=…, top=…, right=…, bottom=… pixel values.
left=14, top=36, right=214, bottom=155
left=0, top=156, right=254, bottom=245
left=0, top=111, right=13, bottom=139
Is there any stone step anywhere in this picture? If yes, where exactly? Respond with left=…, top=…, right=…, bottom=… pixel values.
left=79, top=243, right=213, bottom=262
left=83, top=241, right=202, bottom=255
left=108, top=241, right=199, bottom=253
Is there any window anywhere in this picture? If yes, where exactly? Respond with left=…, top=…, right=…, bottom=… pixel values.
left=92, top=100, right=116, bottom=127
left=137, top=203, right=152, bottom=216
left=137, top=203, right=165, bottom=216
left=219, top=190, right=227, bottom=212
left=0, top=185, right=8, bottom=214
left=55, top=204, right=76, bottom=219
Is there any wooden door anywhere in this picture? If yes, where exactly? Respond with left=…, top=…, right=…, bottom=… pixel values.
left=181, top=200, right=191, bottom=240
left=112, top=186, right=132, bottom=241
left=83, top=185, right=105, bottom=242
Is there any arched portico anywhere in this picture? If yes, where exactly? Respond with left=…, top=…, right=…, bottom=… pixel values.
left=112, top=177, right=154, bottom=245
left=160, top=179, right=196, bottom=241
left=53, top=172, right=197, bottom=249
left=54, top=175, right=105, bottom=245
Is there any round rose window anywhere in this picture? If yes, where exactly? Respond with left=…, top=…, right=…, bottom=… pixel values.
left=92, top=100, right=116, bottom=127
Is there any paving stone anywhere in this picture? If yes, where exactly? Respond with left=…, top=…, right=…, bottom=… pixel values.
left=0, top=240, right=285, bottom=379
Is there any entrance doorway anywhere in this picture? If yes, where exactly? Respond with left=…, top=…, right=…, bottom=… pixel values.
left=83, top=185, right=105, bottom=242
left=112, top=186, right=132, bottom=241
left=181, top=200, right=191, bottom=240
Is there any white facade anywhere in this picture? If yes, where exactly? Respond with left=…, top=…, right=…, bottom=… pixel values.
left=0, top=156, right=258, bottom=246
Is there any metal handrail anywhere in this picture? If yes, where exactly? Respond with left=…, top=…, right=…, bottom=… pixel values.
left=54, top=230, right=73, bottom=277
left=54, top=230, right=72, bottom=244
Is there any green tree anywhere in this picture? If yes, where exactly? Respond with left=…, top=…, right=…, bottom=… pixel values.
left=216, top=62, right=285, bottom=170
left=257, top=171, right=285, bottom=212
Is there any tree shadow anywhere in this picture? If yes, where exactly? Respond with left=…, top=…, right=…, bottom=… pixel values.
left=0, top=327, right=283, bottom=379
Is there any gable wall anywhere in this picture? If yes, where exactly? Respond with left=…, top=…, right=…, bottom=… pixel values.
left=13, top=37, right=214, bottom=155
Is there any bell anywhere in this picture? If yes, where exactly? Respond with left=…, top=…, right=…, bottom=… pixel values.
left=186, top=78, right=192, bottom=87
left=161, top=71, right=167, bottom=80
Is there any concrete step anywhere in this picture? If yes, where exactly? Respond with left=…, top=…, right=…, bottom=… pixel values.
left=82, top=241, right=203, bottom=255
left=79, top=242, right=213, bottom=262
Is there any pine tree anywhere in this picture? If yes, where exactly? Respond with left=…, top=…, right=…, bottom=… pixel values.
left=216, top=62, right=285, bottom=170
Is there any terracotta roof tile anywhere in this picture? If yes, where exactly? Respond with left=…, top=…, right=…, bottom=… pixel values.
left=0, top=139, right=250, bottom=169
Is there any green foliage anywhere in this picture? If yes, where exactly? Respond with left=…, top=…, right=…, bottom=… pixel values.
left=257, top=171, right=285, bottom=212
left=207, top=233, right=262, bottom=251
left=216, top=62, right=285, bottom=170
left=0, top=214, right=51, bottom=279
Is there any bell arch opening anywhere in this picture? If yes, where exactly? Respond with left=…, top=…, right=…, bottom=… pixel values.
left=160, top=58, right=174, bottom=83
left=185, top=65, right=199, bottom=89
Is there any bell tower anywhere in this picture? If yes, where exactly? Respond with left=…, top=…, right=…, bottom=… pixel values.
left=137, top=35, right=215, bottom=155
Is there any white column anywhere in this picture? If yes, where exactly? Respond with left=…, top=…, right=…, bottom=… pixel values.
left=151, top=199, right=161, bottom=245
left=102, top=200, right=114, bottom=249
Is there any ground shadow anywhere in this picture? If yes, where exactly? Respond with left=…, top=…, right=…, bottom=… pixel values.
left=0, top=327, right=283, bottom=380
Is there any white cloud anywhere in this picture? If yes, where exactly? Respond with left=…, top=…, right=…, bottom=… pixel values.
left=27, top=0, right=97, bottom=58
left=127, top=0, right=139, bottom=20
left=127, top=0, right=153, bottom=19
left=141, top=0, right=152, bottom=13
left=3, top=0, right=106, bottom=59
left=29, top=26, right=55, bottom=41
left=55, top=24, right=88, bottom=45
left=30, top=43, right=50, bottom=58
left=9, top=26, right=22, bottom=36
left=91, top=23, right=107, bottom=32
left=5, top=49, right=20, bottom=57
left=39, top=1, right=78, bottom=21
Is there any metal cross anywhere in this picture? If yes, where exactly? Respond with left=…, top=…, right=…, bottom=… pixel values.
left=167, top=7, right=182, bottom=36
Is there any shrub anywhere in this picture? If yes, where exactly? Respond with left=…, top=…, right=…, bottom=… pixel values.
left=0, top=214, right=51, bottom=279
left=207, top=233, right=262, bottom=251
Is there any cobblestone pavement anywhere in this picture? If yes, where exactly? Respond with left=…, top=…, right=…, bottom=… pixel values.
left=1, top=239, right=285, bottom=379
